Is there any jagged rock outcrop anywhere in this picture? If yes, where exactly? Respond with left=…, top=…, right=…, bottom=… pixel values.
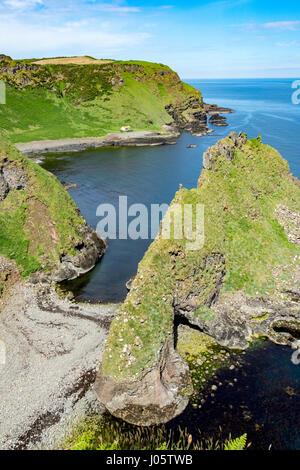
left=52, top=224, right=106, bottom=282
left=96, top=132, right=300, bottom=426
left=0, top=160, right=28, bottom=201
left=165, top=100, right=233, bottom=136
left=208, top=113, right=228, bottom=127
left=165, top=98, right=208, bottom=135
left=203, top=131, right=247, bottom=170
left=204, top=104, right=234, bottom=115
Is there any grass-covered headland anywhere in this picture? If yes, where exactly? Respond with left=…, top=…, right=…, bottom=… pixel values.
left=0, top=56, right=204, bottom=143
left=0, top=132, right=105, bottom=295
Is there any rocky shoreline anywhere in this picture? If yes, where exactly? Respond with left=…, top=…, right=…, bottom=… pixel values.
left=15, top=130, right=180, bottom=157
left=15, top=105, right=233, bottom=157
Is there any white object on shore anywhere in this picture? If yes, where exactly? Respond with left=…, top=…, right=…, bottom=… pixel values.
left=120, top=126, right=132, bottom=132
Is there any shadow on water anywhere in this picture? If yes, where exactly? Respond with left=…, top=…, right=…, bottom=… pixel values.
left=168, top=341, right=300, bottom=450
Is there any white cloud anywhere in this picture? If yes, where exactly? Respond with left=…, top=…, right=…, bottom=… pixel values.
left=1, top=0, right=141, bottom=14
left=3, top=0, right=43, bottom=9
left=276, top=40, right=300, bottom=47
left=93, top=3, right=140, bottom=13
left=0, top=16, right=151, bottom=57
left=263, top=21, right=300, bottom=31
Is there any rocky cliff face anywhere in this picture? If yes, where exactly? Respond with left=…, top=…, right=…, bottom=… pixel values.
left=0, top=134, right=106, bottom=294
left=96, top=132, right=300, bottom=426
left=0, top=162, right=27, bottom=201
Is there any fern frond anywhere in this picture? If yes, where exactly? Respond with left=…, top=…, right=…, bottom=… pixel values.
left=224, top=434, right=247, bottom=451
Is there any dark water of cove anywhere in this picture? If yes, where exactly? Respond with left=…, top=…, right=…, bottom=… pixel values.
left=168, top=341, right=300, bottom=450
left=41, top=79, right=300, bottom=449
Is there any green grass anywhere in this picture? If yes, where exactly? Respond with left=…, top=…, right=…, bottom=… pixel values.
left=0, top=59, right=202, bottom=142
left=114, top=60, right=172, bottom=70
left=0, top=192, right=42, bottom=276
left=59, top=413, right=247, bottom=451
left=0, top=87, right=106, bottom=143
left=102, top=135, right=300, bottom=381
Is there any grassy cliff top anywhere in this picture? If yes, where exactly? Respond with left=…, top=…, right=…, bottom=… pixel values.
left=0, top=132, right=85, bottom=279
left=0, top=57, right=202, bottom=143
left=102, top=134, right=300, bottom=381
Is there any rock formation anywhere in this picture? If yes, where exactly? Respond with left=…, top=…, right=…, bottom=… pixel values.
left=165, top=101, right=232, bottom=136
left=95, top=339, right=192, bottom=426
left=203, top=131, right=247, bottom=170
left=95, top=132, right=300, bottom=426
left=208, top=113, right=228, bottom=126
left=0, top=54, right=12, bottom=62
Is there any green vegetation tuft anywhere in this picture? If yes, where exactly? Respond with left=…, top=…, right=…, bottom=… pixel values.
left=59, top=413, right=247, bottom=451
left=225, top=433, right=247, bottom=451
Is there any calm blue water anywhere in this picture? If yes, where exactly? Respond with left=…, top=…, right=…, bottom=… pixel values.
left=41, top=79, right=300, bottom=450
left=42, top=78, right=300, bottom=302
left=190, top=78, right=300, bottom=178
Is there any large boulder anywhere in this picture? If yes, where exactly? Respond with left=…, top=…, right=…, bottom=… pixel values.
left=95, top=338, right=192, bottom=426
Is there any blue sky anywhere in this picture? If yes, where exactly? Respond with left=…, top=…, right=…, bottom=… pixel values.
left=0, top=0, right=300, bottom=77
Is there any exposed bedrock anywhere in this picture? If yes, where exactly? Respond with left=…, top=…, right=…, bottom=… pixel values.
left=0, top=160, right=28, bottom=201
left=176, top=290, right=300, bottom=351
left=51, top=224, right=107, bottom=283
left=165, top=100, right=233, bottom=136
left=203, top=131, right=247, bottom=170
left=95, top=338, right=192, bottom=426
left=208, top=113, right=228, bottom=127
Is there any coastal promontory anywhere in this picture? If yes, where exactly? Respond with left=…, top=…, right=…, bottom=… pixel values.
left=96, top=132, right=300, bottom=426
